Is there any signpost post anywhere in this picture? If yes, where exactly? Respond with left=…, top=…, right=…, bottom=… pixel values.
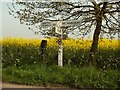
left=41, top=20, right=81, bottom=67
left=56, top=21, right=63, bottom=67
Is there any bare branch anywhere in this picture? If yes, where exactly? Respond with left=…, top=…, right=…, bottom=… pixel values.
left=103, top=14, right=119, bottom=26
left=109, top=1, right=120, bottom=5
left=105, top=10, right=120, bottom=13
left=108, top=13, right=120, bottom=23
left=74, top=5, right=94, bottom=8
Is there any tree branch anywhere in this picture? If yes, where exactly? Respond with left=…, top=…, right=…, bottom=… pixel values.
left=103, top=14, right=119, bottom=26
left=74, top=5, right=94, bottom=8
left=108, top=13, right=120, bottom=23
left=105, top=10, right=120, bottom=13
left=109, top=1, right=120, bottom=5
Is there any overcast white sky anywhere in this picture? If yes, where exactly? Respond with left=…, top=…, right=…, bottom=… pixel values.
left=1, top=2, right=44, bottom=39
left=1, top=2, right=91, bottom=39
left=0, top=1, right=119, bottom=39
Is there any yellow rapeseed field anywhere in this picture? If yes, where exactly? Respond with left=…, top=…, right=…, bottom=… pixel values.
left=0, top=37, right=119, bottom=50
left=1, top=37, right=119, bottom=69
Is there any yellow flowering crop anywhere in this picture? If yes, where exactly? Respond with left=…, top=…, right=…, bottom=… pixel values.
left=0, top=37, right=119, bottom=50
left=1, top=37, right=119, bottom=69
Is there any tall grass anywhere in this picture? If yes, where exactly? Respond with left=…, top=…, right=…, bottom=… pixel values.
left=1, top=37, right=120, bottom=89
left=2, top=65, right=120, bottom=88
left=1, top=37, right=120, bottom=69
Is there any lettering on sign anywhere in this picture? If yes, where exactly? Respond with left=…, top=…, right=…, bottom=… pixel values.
left=41, top=20, right=81, bottom=27
left=62, top=20, right=81, bottom=27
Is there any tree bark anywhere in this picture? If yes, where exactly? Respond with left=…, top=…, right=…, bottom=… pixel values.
left=89, top=2, right=108, bottom=66
left=89, top=19, right=102, bottom=66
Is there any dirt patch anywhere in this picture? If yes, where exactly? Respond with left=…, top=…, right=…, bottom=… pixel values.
left=1, top=82, right=77, bottom=90
left=2, top=82, right=44, bottom=88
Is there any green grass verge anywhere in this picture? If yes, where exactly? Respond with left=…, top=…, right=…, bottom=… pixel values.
left=2, top=65, right=120, bottom=89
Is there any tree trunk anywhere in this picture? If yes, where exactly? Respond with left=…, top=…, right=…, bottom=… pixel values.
left=89, top=19, right=102, bottom=66
left=89, top=2, right=108, bottom=66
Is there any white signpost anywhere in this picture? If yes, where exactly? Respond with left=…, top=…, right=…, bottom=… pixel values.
left=56, top=21, right=63, bottom=66
left=41, top=20, right=81, bottom=67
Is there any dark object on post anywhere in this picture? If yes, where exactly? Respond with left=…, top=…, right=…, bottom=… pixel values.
left=40, top=40, right=47, bottom=59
